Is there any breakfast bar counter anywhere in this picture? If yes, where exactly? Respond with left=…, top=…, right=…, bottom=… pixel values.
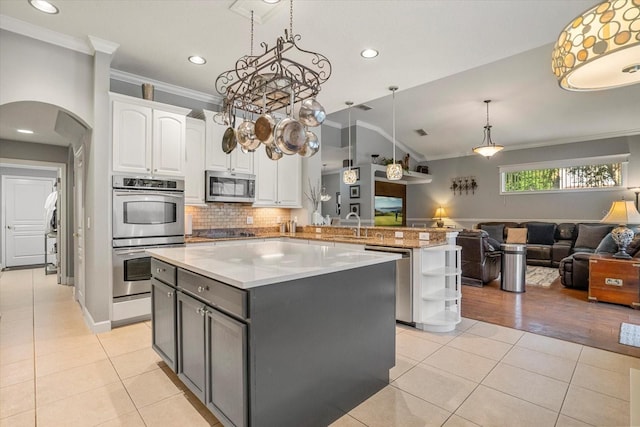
left=147, top=241, right=399, bottom=427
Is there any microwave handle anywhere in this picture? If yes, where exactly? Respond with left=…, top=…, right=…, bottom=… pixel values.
left=113, top=190, right=184, bottom=198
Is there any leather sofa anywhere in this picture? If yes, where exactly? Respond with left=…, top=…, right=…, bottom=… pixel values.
left=560, top=230, right=640, bottom=290
left=475, top=221, right=613, bottom=268
left=456, top=230, right=502, bottom=287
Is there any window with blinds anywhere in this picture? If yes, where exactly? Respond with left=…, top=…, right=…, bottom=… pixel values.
left=499, top=155, right=628, bottom=194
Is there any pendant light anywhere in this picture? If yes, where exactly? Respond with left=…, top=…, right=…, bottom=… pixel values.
left=343, top=101, right=357, bottom=184
left=320, top=164, right=331, bottom=201
left=473, top=100, right=504, bottom=158
left=386, top=86, right=403, bottom=180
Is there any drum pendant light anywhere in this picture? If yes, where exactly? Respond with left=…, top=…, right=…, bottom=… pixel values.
left=386, top=86, right=403, bottom=181
left=343, top=101, right=357, bottom=184
left=551, top=0, right=640, bottom=91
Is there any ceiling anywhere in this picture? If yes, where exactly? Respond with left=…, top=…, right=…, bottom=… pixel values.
left=1, top=0, right=639, bottom=163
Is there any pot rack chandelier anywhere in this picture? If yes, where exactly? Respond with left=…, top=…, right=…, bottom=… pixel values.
left=386, top=86, right=403, bottom=180
left=472, top=100, right=504, bottom=158
left=214, top=0, right=332, bottom=159
left=551, top=0, right=640, bottom=91
left=343, top=101, right=357, bottom=184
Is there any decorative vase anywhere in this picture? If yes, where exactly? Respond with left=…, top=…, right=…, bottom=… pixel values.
left=312, top=211, right=325, bottom=225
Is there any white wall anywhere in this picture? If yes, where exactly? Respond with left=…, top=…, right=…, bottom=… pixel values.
left=0, top=30, right=94, bottom=127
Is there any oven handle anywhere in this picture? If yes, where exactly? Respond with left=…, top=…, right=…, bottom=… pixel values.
left=113, top=190, right=184, bottom=198
left=113, top=248, right=149, bottom=256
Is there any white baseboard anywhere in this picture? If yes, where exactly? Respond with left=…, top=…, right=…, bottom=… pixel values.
left=83, top=306, right=111, bottom=333
left=112, top=297, right=151, bottom=323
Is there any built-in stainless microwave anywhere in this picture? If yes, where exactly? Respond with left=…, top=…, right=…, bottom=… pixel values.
left=205, top=170, right=255, bottom=203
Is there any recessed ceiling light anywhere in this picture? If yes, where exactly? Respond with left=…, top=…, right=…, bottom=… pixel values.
left=360, top=48, right=379, bottom=59
left=188, top=56, right=207, bottom=65
left=28, top=0, right=59, bottom=14
left=262, top=0, right=281, bottom=4
left=17, top=129, right=34, bottom=134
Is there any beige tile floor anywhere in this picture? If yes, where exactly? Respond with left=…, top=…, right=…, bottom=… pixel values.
left=1, top=268, right=637, bottom=427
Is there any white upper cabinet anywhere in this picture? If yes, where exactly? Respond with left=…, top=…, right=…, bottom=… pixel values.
left=204, top=112, right=253, bottom=175
left=111, top=94, right=188, bottom=177
left=185, top=117, right=206, bottom=205
left=253, top=145, right=301, bottom=208
left=112, top=101, right=152, bottom=174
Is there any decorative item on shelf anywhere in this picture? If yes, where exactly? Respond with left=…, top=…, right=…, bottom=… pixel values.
left=214, top=0, right=331, bottom=161
left=629, top=187, right=640, bottom=209
left=473, top=100, right=503, bottom=158
left=343, top=101, right=358, bottom=184
left=386, top=86, right=403, bottom=180
left=305, top=178, right=328, bottom=225
left=416, top=165, right=429, bottom=174
left=142, top=83, right=154, bottom=101
left=433, top=207, right=448, bottom=228
left=371, top=154, right=380, bottom=164
left=450, top=176, right=477, bottom=195
left=403, top=153, right=411, bottom=170
left=552, top=0, right=640, bottom=91
left=600, top=199, right=640, bottom=259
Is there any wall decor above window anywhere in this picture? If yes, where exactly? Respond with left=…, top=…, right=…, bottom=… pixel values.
left=450, top=177, right=477, bottom=195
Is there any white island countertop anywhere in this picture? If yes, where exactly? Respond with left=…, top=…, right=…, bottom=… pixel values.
left=147, top=240, right=401, bottom=289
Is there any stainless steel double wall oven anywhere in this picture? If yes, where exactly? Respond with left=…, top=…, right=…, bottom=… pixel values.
left=112, top=175, right=185, bottom=301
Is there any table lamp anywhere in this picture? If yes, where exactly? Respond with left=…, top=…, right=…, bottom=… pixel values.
left=433, top=207, right=448, bottom=228
left=601, top=200, right=640, bottom=259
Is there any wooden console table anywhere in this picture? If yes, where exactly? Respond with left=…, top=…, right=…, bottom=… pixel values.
left=589, top=255, right=640, bottom=309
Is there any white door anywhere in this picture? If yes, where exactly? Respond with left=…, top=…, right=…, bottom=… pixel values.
left=252, top=145, right=277, bottom=206
left=3, top=176, right=55, bottom=267
left=74, top=147, right=85, bottom=306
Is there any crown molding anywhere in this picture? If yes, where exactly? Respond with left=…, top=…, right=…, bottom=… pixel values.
left=322, top=119, right=343, bottom=129
left=110, top=69, right=222, bottom=105
left=88, top=36, right=119, bottom=55
left=355, top=119, right=427, bottom=162
left=0, top=14, right=92, bottom=55
left=425, top=128, right=640, bottom=161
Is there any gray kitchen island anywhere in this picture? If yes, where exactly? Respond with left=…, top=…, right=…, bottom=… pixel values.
left=147, top=240, right=400, bottom=427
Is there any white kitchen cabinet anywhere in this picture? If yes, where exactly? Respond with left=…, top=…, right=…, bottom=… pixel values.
left=111, top=94, right=188, bottom=177
left=204, top=112, right=253, bottom=174
left=253, top=145, right=301, bottom=208
left=185, top=118, right=206, bottom=205
left=414, top=245, right=462, bottom=332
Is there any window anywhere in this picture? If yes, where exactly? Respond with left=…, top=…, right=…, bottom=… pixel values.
left=500, top=155, right=628, bottom=194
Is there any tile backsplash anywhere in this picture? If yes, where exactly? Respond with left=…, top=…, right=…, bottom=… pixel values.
left=185, top=204, right=291, bottom=230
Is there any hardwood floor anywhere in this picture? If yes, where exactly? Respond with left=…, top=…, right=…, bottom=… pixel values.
left=461, top=276, right=640, bottom=358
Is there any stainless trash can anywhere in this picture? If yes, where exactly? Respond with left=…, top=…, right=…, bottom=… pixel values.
left=500, top=243, right=526, bottom=292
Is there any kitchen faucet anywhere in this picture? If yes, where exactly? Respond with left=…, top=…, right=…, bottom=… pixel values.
left=345, top=212, right=361, bottom=237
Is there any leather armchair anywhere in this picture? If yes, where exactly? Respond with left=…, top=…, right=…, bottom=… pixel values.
left=457, top=232, right=502, bottom=287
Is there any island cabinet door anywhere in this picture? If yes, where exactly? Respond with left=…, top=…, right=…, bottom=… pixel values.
left=151, top=278, right=177, bottom=371
left=205, top=308, right=248, bottom=427
left=177, top=292, right=207, bottom=402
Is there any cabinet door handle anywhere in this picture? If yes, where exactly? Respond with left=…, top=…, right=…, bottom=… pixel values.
left=154, top=168, right=158, bottom=172
left=196, top=307, right=206, bottom=316
left=197, top=285, right=208, bottom=293
left=156, top=267, right=165, bottom=273
left=146, top=168, right=150, bottom=172
left=167, top=291, right=173, bottom=298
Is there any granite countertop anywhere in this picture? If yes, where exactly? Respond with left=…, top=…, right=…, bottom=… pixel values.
left=147, top=241, right=401, bottom=289
left=186, top=232, right=445, bottom=249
